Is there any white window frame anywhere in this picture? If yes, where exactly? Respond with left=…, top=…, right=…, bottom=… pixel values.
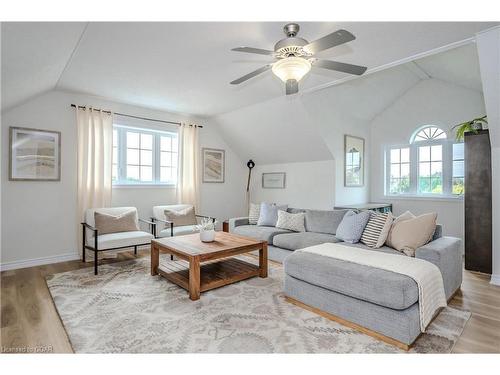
left=384, top=127, right=464, bottom=200
left=112, top=124, right=178, bottom=187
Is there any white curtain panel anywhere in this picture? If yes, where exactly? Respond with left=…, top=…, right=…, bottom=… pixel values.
left=176, top=123, right=200, bottom=210
left=76, top=107, right=113, bottom=257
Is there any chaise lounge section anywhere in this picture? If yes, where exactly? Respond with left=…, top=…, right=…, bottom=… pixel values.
left=229, top=207, right=462, bottom=349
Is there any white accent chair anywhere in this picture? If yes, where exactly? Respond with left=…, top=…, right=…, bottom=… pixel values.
left=82, top=207, right=156, bottom=275
left=151, top=204, right=215, bottom=238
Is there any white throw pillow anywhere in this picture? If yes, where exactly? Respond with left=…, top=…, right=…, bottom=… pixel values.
left=248, top=203, right=260, bottom=225
left=275, top=210, right=306, bottom=232
left=360, top=211, right=394, bottom=248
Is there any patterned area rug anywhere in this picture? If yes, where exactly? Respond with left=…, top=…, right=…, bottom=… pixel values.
left=46, top=256, right=470, bottom=353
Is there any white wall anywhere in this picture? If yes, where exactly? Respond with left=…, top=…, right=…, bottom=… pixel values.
left=249, top=160, right=335, bottom=209
left=1, top=90, right=246, bottom=267
left=370, top=78, right=486, bottom=246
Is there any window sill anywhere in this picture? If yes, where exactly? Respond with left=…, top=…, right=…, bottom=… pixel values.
left=113, top=184, right=176, bottom=189
left=383, top=194, right=464, bottom=203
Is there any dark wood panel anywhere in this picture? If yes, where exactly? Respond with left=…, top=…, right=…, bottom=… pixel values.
left=464, top=130, right=492, bottom=274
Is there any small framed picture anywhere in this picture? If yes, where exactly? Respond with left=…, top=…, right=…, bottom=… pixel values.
left=9, top=127, right=61, bottom=181
left=262, top=172, right=286, bottom=189
left=344, top=134, right=365, bottom=187
left=202, top=148, right=225, bottom=183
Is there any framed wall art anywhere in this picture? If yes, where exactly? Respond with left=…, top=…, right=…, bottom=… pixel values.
left=9, top=127, right=61, bottom=181
left=202, top=148, right=225, bottom=183
left=344, top=135, right=364, bottom=187
left=262, top=172, right=286, bottom=189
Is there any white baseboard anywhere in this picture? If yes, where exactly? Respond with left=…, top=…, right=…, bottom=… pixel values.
left=490, top=274, right=500, bottom=286
left=0, top=252, right=80, bottom=272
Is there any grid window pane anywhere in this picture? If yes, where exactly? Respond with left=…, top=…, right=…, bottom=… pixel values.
left=431, top=145, right=442, bottom=161
left=400, top=148, right=410, bottom=163
left=160, top=151, right=171, bottom=166
left=419, top=146, right=430, bottom=162
left=141, top=150, right=152, bottom=166
left=390, top=164, right=400, bottom=178
left=140, top=166, right=152, bottom=182
left=127, top=149, right=139, bottom=165
left=161, top=136, right=171, bottom=151
left=113, top=147, right=118, bottom=163
left=401, top=163, right=410, bottom=178
left=112, top=165, right=118, bottom=181
left=431, top=161, right=442, bottom=175
left=453, top=177, right=465, bottom=195
left=127, top=165, right=139, bottom=181
left=453, top=161, right=464, bottom=177
left=390, top=149, right=400, bottom=163
left=141, top=134, right=153, bottom=150
left=127, top=132, right=139, bottom=148
left=453, top=143, right=464, bottom=160
left=431, top=178, right=442, bottom=193
left=172, top=137, right=178, bottom=152
left=419, top=163, right=430, bottom=177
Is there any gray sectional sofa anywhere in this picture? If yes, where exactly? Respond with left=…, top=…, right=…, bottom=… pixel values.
left=229, top=207, right=462, bottom=348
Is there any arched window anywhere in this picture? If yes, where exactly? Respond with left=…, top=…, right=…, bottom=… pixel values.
left=410, top=125, right=447, bottom=143
left=386, top=125, right=464, bottom=197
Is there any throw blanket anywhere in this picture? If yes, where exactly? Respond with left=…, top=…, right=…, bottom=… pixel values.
left=297, top=243, right=446, bottom=331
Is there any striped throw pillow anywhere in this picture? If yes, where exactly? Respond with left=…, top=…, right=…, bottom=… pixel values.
left=360, top=211, right=394, bottom=248
left=248, top=203, right=260, bottom=225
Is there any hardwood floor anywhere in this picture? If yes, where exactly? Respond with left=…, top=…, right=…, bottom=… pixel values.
left=1, top=250, right=499, bottom=353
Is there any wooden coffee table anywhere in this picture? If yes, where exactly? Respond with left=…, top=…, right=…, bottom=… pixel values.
left=151, top=231, right=268, bottom=300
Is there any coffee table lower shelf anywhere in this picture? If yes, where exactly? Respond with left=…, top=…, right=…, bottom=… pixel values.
left=158, top=257, right=260, bottom=294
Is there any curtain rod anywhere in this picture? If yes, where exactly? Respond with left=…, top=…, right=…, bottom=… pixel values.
left=70, top=104, right=203, bottom=128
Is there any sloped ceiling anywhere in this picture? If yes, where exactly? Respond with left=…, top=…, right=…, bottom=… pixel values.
left=1, top=22, right=86, bottom=110
left=212, top=44, right=485, bottom=164
left=1, top=22, right=497, bottom=115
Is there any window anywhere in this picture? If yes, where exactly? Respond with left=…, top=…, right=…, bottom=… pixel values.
left=113, top=125, right=178, bottom=185
left=389, top=147, right=410, bottom=194
left=452, top=143, right=465, bottom=195
left=385, top=125, right=464, bottom=198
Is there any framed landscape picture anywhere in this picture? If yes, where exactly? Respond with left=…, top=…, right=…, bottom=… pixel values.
left=9, top=127, right=61, bottom=181
left=344, top=135, right=364, bottom=187
left=202, top=148, right=225, bottom=183
left=262, top=172, right=286, bottom=189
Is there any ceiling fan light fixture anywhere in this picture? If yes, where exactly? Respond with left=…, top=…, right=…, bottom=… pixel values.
left=272, top=57, right=311, bottom=83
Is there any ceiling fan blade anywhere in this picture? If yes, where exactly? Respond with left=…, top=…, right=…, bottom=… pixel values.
left=285, top=79, right=299, bottom=95
left=231, top=47, right=276, bottom=56
left=303, top=29, right=356, bottom=54
left=313, top=59, right=367, bottom=75
left=230, top=65, right=272, bottom=85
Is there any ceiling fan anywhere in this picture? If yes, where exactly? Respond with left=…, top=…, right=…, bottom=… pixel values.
left=230, top=23, right=367, bottom=95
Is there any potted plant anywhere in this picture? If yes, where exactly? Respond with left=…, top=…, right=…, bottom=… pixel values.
left=195, top=217, right=217, bottom=242
left=452, top=115, right=488, bottom=141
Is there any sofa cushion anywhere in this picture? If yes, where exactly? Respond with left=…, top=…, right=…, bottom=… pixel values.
left=248, top=203, right=261, bottom=224
left=360, top=211, right=394, bottom=248
left=273, top=232, right=340, bottom=251
left=257, top=203, right=288, bottom=226
left=283, top=250, right=419, bottom=310
left=386, top=212, right=437, bottom=257
left=304, top=209, right=349, bottom=235
left=158, top=225, right=197, bottom=238
left=94, top=210, right=139, bottom=235
left=335, top=210, right=371, bottom=243
left=95, top=231, right=154, bottom=250
left=232, top=225, right=291, bottom=244
left=164, top=206, right=197, bottom=226
left=276, top=211, right=306, bottom=232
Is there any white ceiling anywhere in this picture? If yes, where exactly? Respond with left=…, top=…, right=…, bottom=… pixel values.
left=212, top=43, right=486, bottom=164
left=1, top=22, right=497, bottom=116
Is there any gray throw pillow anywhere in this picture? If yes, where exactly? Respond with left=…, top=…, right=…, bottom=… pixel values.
left=257, top=202, right=288, bottom=227
left=335, top=210, right=371, bottom=243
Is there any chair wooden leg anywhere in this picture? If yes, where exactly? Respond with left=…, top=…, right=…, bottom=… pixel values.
left=83, top=248, right=86, bottom=263
left=134, top=245, right=137, bottom=255
left=94, top=251, right=98, bottom=275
